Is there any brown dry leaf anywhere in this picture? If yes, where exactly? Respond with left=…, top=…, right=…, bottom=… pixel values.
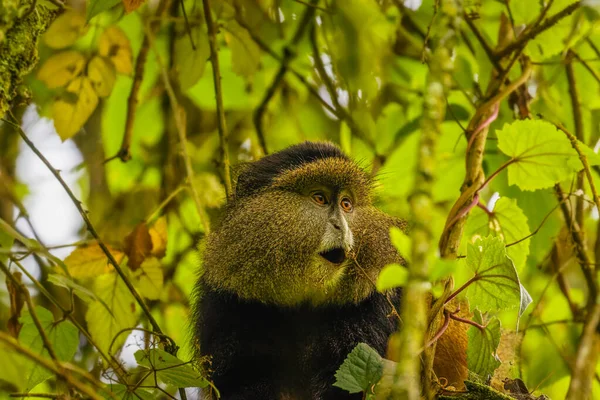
left=124, top=222, right=152, bottom=270
left=122, top=0, right=146, bottom=13
left=98, top=26, right=133, bottom=75
left=64, top=244, right=125, bottom=279
left=149, top=217, right=167, bottom=258
left=87, top=56, right=116, bottom=97
left=6, top=271, right=24, bottom=337
left=44, top=11, right=88, bottom=49
left=52, top=76, right=99, bottom=141
left=37, top=51, right=86, bottom=89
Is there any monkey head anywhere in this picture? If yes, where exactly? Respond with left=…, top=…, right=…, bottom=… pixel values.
left=201, top=141, right=404, bottom=307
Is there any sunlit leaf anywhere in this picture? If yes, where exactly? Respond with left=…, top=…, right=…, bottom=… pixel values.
left=175, top=25, right=210, bottom=90
left=149, top=216, right=167, bottom=258
left=19, top=307, right=79, bottom=390
left=333, top=343, right=384, bottom=394
left=64, top=244, right=125, bottom=279
left=465, top=236, right=532, bottom=320
left=48, top=273, right=98, bottom=303
left=389, top=226, right=411, bottom=263
left=376, top=263, right=408, bottom=292
left=464, top=197, right=531, bottom=271
left=224, top=20, right=260, bottom=78
left=43, top=11, right=88, bottom=49
left=87, top=0, right=123, bottom=21
left=466, top=310, right=501, bottom=378
left=86, top=273, right=140, bottom=356
left=99, top=26, right=133, bottom=75
left=135, top=348, right=209, bottom=388
left=37, top=51, right=86, bottom=89
left=88, top=56, right=117, bottom=97
left=496, top=119, right=596, bottom=191
left=132, top=257, right=163, bottom=300
left=52, top=76, right=99, bottom=140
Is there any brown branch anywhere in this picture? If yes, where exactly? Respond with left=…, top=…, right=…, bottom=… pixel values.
left=554, top=184, right=598, bottom=308
left=495, top=1, right=581, bottom=59
left=233, top=16, right=342, bottom=119
left=111, top=0, right=170, bottom=163
left=252, top=0, right=319, bottom=155
left=144, top=24, right=211, bottom=235
left=8, top=256, right=127, bottom=379
left=0, top=332, right=105, bottom=400
left=5, top=118, right=170, bottom=347
left=0, top=260, right=58, bottom=362
left=202, top=0, right=233, bottom=198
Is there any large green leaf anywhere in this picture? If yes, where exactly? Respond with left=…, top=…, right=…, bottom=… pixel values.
left=86, top=274, right=140, bottom=357
left=466, top=236, right=532, bottom=320
left=333, top=343, right=384, bottom=394
left=19, top=307, right=79, bottom=390
left=463, top=197, right=531, bottom=271
left=467, top=310, right=502, bottom=378
left=496, top=119, right=600, bottom=191
left=134, top=348, right=209, bottom=388
left=101, top=384, right=156, bottom=400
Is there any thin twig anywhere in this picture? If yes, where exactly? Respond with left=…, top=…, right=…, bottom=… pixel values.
left=144, top=24, right=211, bottom=235
left=253, top=0, right=319, bottom=155
left=0, top=332, right=104, bottom=400
left=202, top=0, right=233, bottom=198
left=0, top=261, right=58, bottom=361
left=495, top=1, right=581, bottom=59
left=4, top=118, right=170, bottom=346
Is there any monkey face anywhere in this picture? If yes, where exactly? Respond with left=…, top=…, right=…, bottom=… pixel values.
left=201, top=142, right=405, bottom=306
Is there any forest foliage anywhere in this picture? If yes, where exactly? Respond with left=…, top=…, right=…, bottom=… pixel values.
left=1, top=0, right=600, bottom=399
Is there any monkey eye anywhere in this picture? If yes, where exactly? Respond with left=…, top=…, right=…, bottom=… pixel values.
left=340, top=197, right=353, bottom=212
left=311, top=192, right=328, bottom=205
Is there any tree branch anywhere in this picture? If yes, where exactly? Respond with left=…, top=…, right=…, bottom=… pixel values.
left=202, top=0, right=233, bottom=198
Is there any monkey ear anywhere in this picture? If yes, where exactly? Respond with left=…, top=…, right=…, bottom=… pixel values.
left=352, top=208, right=407, bottom=272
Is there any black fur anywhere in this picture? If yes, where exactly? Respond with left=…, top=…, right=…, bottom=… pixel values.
left=198, top=284, right=400, bottom=400
left=235, top=142, right=349, bottom=198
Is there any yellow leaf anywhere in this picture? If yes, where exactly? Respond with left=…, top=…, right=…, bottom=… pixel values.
left=87, top=56, right=116, bottom=97
left=64, top=244, right=125, bottom=279
left=52, top=76, right=99, bottom=141
left=99, top=26, right=133, bottom=75
left=86, top=273, right=139, bottom=357
left=149, top=217, right=167, bottom=258
left=44, top=11, right=87, bottom=49
left=37, top=51, right=86, bottom=89
left=123, top=0, right=146, bottom=13
left=132, top=257, right=163, bottom=300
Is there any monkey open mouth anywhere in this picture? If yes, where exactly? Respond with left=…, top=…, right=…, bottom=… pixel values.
left=319, top=247, right=347, bottom=265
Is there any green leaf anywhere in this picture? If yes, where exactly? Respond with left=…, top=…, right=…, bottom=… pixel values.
left=464, top=197, right=531, bottom=271
left=47, top=273, right=99, bottom=303
left=86, top=0, right=122, bottom=21
left=134, top=348, right=209, bottom=388
left=333, top=343, right=384, bottom=394
left=376, top=263, right=408, bottom=292
left=132, top=257, right=164, bottom=300
left=0, top=224, right=14, bottom=264
left=175, top=25, right=210, bottom=90
left=224, top=20, right=260, bottom=78
left=86, top=273, right=140, bottom=357
left=101, top=384, right=155, bottom=400
left=466, top=236, right=532, bottom=320
left=496, top=119, right=582, bottom=191
left=19, top=307, right=79, bottom=390
left=466, top=310, right=501, bottom=378
left=389, top=227, right=411, bottom=263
